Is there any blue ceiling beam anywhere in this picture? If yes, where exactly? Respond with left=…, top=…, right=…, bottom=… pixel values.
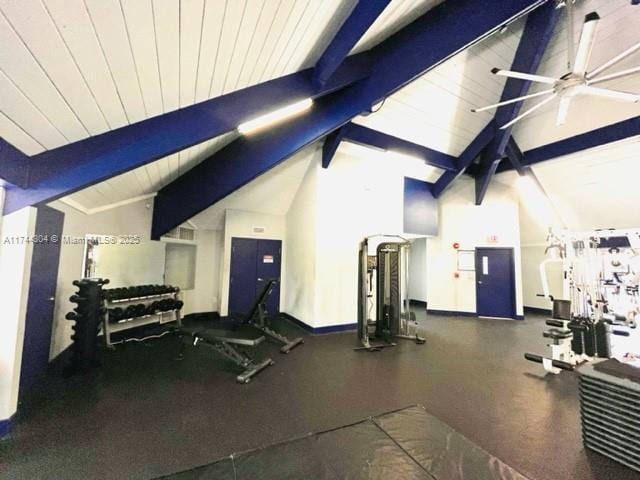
left=343, top=123, right=457, bottom=171
left=320, top=122, right=458, bottom=171
left=153, top=0, right=544, bottom=237
left=2, top=54, right=371, bottom=214
left=0, top=137, right=30, bottom=188
left=313, top=0, right=391, bottom=88
left=322, top=126, right=347, bottom=169
left=432, top=120, right=496, bottom=198
left=152, top=84, right=368, bottom=239
left=504, top=136, right=525, bottom=174
left=475, top=0, right=561, bottom=205
left=496, top=115, right=640, bottom=173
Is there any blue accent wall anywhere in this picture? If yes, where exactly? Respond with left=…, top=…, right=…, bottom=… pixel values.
left=403, top=177, right=438, bottom=236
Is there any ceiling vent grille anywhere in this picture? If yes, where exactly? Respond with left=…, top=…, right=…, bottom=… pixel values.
left=164, top=225, right=196, bottom=242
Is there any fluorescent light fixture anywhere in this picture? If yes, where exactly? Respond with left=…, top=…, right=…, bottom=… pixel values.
left=237, top=98, right=313, bottom=135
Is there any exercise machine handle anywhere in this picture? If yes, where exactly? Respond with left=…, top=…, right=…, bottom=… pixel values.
left=524, top=353, right=574, bottom=371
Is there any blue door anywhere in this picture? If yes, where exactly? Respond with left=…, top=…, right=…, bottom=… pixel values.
left=20, top=205, right=64, bottom=395
left=229, top=238, right=282, bottom=317
left=475, top=247, right=516, bottom=319
left=256, top=239, right=281, bottom=315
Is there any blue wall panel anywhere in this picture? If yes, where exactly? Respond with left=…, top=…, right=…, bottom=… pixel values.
left=403, top=177, right=438, bottom=236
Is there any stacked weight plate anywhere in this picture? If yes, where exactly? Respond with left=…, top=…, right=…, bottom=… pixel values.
left=579, top=363, right=640, bottom=472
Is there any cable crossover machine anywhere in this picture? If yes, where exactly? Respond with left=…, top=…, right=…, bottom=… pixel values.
left=357, top=235, right=426, bottom=351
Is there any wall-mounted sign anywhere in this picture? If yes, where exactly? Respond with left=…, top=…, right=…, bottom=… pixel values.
left=253, top=226, right=265, bottom=234
left=487, top=235, right=499, bottom=244
left=457, top=250, right=475, bottom=271
left=263, top=255, right=274, bottom=264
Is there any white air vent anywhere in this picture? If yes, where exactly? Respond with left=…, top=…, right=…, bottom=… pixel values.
left=163, top=225, right=196, bottom=242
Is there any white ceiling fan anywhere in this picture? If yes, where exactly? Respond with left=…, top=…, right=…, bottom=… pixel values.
left=472, top=2, right=640, bottom=130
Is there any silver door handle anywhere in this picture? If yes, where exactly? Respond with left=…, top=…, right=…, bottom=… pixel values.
left=477, top=281, right=483, bottom=285
left=49, top=297, right=55, bottom=301
left=257, top=277, right=264, bottom=281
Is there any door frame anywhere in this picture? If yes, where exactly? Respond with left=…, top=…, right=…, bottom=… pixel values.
left=474, top=246, right=517, bottom=319
left=20, top=205, right=64, bottom=396
left=228, top=236, right=283, bottom=316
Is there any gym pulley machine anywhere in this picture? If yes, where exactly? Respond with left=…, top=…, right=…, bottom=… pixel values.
left=525, top=228, right=640, bottom=374
left=357, top=235, right=426, bottom=351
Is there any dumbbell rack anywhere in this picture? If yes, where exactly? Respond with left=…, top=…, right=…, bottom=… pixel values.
left=103, top=290, right=182, bottom=347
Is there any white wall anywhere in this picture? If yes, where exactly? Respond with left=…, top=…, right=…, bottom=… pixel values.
left=283, top=145, right=439, bottom=328
left=0, top=207, right=36, bottom=424
left=284, top=158, right=318, bottom=323
left=94, top=241, right=165, bottom=287
left=48, top=200, right=224, bottom=357
left=182, top=229, right=223, bottom=315
left=219, top=209, right=286, bottom=316
left=409, top=237, right=428, bottom=302
left=521, top=245, right=564, bottom=310
left=426, top=177, right=524, bottom=316
left=48, top=199, right=155, bottom=358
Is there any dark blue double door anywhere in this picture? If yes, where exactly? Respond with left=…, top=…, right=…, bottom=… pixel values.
left=475, top=247, right=516, bottom=319
left=229, top=238, right=282, bottom=317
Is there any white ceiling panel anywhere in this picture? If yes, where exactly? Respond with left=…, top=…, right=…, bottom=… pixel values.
left=516, top=137, right=640, bottom=238
left=352, top=18, right=524, bottom=156
left=352, top=0, right=442, bottom=55
left=2, top=0, right=636, bottom=222
left=0, top=0, right=357, bottom=156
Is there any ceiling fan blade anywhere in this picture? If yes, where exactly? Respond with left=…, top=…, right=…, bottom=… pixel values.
left=588, top=65, right=640, bottom=85
left=572, top=12, right=600, bottom=75
left=471, top=89, right=554, bottom=112
left=579, top=86, right=640, bottom=103
left=499, top=93, right=557, bottom=130
left=556, top=97, right=572, bottom=126
left=492, top=68, right=557, bottom=85
left=588, top=41, right=640, bottom=79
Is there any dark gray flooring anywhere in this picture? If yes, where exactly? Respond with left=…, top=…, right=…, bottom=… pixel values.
left=1, top=312, right=636, bottom=480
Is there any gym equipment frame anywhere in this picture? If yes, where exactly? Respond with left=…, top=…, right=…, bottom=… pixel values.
left=357, top=235, right=425, bottom=351
left=525, top=228, right=640, bottom=374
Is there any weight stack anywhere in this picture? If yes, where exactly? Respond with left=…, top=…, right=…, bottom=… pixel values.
left=580, top=362, right=640, bottom=472
left=65, top=278, right=109, bottom=375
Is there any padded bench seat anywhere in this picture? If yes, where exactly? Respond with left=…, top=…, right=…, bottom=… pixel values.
left=543, top=328, right=573, bottom=340
left=181, top=323, right=266, bottom=346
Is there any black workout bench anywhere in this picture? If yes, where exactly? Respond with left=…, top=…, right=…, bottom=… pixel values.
left=232, top=279, right=303, bottom=354
left=181, top=320, right=274, bottom=383
left=179, top=279, right=302, bottom=383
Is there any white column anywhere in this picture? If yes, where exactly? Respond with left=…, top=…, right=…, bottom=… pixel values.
left=0, top=204, right=37, bottom=433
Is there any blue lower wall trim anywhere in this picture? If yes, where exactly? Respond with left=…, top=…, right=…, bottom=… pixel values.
left=281, top=313, right=357, bottom=334
left=313, top=323, right=358, bottom=334
left=428, top=309, right=524, bottom=321
left=1, top=415, right=13, bottom=438
left=427, top=309, right=477, bottom=317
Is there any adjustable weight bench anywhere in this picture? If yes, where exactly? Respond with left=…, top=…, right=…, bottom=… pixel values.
left=181, top=321, right=274, bottom=384
left=233, top=279, right=304, bottom=354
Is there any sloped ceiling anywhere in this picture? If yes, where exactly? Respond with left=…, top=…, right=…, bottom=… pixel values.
left=503, top=136, right=640, bottom=244
left=188, top=143, right=318, bottom=230
left=0, top=0, right=638, bottom=223
left=512, top=0, right=640, bottom=150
